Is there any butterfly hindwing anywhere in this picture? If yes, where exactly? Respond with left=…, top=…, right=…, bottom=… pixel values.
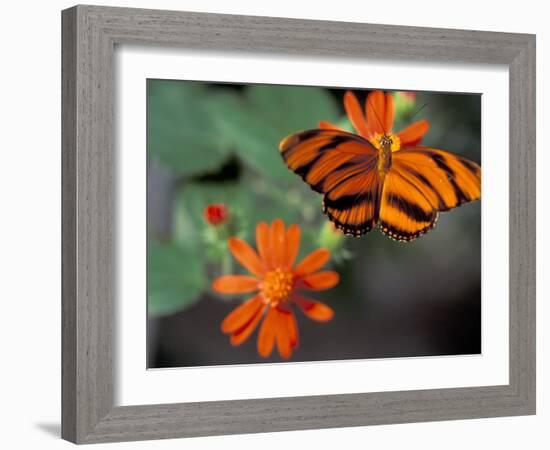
left=323, top=163, right=382, bottom=236
left=379, top=147, right=481, bottom=241
left=379, top=168, right=439, bottom=241
left=280, top=129, right=380, bottom=236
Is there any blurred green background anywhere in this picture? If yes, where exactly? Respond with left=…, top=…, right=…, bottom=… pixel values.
left=147, top=80, right=481, bottom=367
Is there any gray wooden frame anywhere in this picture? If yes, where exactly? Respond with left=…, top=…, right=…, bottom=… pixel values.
left=61, top=4, right=536, bottom=444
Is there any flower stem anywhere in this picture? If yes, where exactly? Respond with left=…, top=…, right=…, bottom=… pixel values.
left=221, top=251, right=232, bottom=276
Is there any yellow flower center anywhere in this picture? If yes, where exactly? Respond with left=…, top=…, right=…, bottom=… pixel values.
left=370, top=132, right=401, bottom=152
left=261, top=268, right=295, bottom=307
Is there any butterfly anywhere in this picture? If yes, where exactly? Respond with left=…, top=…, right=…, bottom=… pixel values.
left=279, top=90, right=481, bottom=241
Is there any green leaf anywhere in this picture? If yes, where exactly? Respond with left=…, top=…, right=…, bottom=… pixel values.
left=246, top=84, right=339, bottom=135
left=147, top=241, right=206, bottom=317
left=147, top=80, right=230, bottom=176
left=209, top=85, right=339, bottom=182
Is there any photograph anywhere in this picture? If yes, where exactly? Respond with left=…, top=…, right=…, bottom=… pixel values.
left=146, top=80, right=482, bottom=368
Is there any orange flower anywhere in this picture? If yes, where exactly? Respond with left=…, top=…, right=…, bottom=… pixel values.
left=212, top=219, right=339, bottom=359
left=320, top=90, right=429, bottom=151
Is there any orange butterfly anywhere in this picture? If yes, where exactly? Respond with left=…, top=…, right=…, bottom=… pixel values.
left=279, top=90, right=481, bottom=241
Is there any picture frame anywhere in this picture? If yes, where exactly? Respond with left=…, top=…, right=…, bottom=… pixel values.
left=61, top=4, right=536, bottom=444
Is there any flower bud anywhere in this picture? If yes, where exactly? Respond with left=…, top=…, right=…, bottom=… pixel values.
left=204, top=203, right=228, bottom=226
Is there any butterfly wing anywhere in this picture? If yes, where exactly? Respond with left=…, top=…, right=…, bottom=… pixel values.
left=280, top=129, right=381, bottom=236
left=378, top=168, right=439, bottom=241
left=323, top=160, right=382, bottom=236
left=379, top=146, right=481, bottom=241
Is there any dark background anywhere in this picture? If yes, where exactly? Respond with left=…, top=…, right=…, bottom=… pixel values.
left=147, top=83, right=481, bottom=368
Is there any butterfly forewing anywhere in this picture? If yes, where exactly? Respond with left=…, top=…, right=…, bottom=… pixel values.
left=392, top=147, right=481, bottom=211
left=280, top=129, right=380, bottom=236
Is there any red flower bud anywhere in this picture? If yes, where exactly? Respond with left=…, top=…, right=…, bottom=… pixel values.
left=204, top=203, right=228, bottom=226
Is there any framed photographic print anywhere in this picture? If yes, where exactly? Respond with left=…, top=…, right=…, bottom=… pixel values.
left=61, top=5, right=536, bottom=444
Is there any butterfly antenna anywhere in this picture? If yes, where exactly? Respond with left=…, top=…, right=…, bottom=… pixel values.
left=409, top=102, right=429, bottom=121
left=366, top=92, right=388, bottom=136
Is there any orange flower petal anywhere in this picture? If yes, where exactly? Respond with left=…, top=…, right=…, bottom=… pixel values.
left=230, top=303, right=266, bottom=346
left=344, top=91, right=370, bottom=137
left=212, top=275, right=259, bottom=295
left=294, top=295, right=335, bottom=322
left=257, top=307, right=278, bottom=358
left=269, top=219, right=286, bottom=268
left=228, top=237, right=265, bottom=277
left=256, top=221, right=271, bottom=269
left=397, top=119, right=429, bottom=146
left=275, top=309, right=292, bottom=359
left=282, top=309, right=299, bottom=349
left=294, top=248, right=330, bottom=276
left=384, top=93, right=395, bottom=133
left=319, top=120, right=344, bottom=131
left=221, top=295, right=264, bottom=334
left=301, top=271, right=340, bottom=290
left=284, top=224, right=301, bottom=269
left=365, top=90, right=387, bottom=135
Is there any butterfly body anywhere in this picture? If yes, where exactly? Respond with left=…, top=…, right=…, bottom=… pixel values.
left=376, top=135, right=393, bottom=177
